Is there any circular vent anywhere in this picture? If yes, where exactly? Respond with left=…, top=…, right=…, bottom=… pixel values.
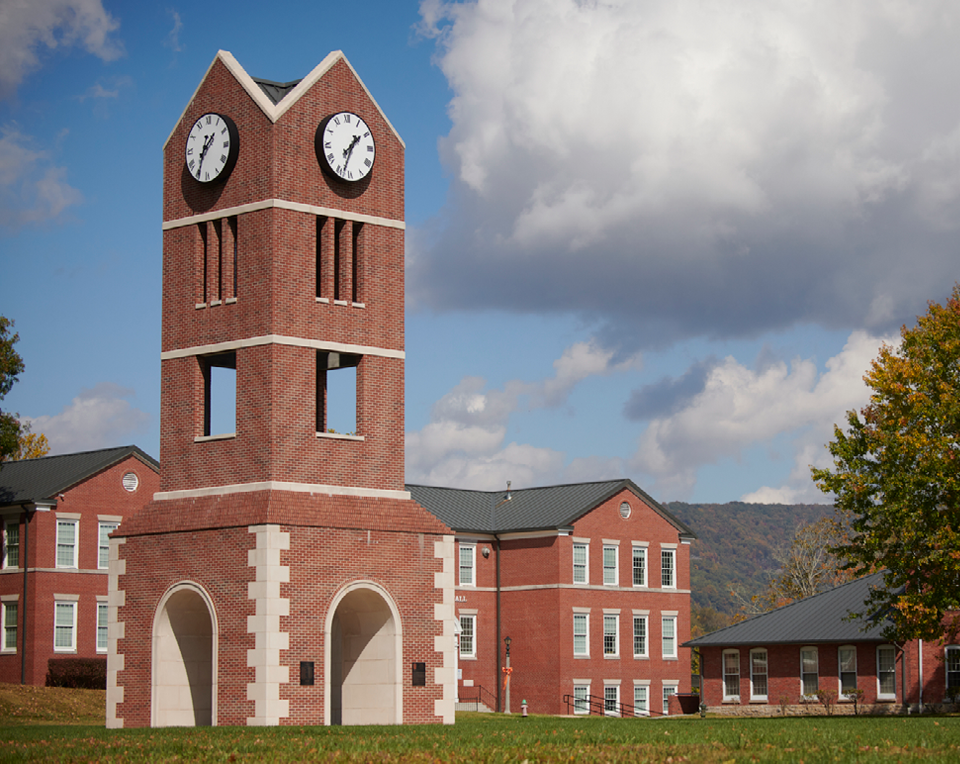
left=619, top=501, right=631, bottom=519
left=122, top=472, right=139, bottom=492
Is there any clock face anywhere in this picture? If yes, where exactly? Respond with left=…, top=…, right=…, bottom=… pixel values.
left=185, top=113, right=239, bottom=183
left=315, top=112, right=376, bottom=182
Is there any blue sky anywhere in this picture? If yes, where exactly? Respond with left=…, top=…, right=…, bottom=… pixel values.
left=3, top=0, right=959, bottom=504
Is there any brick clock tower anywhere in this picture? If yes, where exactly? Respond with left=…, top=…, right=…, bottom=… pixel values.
left=106, top=51, right=456, bottom=728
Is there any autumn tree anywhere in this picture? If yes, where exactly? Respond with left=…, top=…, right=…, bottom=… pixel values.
left=0, top=316, right=25, bottom=462
left=812, top=284, right=960, bottom=642
left=732, top=516, right=855, bottom=618
left=2, top=420, right=50, bottom=462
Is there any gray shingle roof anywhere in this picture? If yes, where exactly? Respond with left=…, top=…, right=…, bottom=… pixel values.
left=685, top=572, right=895, bottom=647
left=407, top=479, right=695, bottom=537
left=252, top=78, right=302, bottom=105
left=0, top=445, right=158, bottom=507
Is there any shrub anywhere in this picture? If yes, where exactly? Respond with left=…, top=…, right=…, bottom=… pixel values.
left=817, top=688, right=837, bottom=716
left=46, top=657, right=107, bottom=689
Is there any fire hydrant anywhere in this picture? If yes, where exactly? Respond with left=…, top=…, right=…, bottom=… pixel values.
left=521, top=699, right=528, bottom=718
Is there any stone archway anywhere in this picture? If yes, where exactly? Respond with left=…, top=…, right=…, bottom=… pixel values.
left=151, top=583, right=217, bottom=727
left=326, top=582, right=402, bottom=725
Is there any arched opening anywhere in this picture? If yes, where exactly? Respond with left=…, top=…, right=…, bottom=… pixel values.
left=327, top=583, right=402, bottom=725
left=152, top=583, right=217, bottom=727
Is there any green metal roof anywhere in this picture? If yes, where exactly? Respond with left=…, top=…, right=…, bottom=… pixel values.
left=407, top=478, right=695, bottom=537
left=0, top=445, right=158, bottom=507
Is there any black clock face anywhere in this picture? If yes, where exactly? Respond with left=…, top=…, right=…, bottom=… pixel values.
left=185, top=113, right=239, bottom=183
left=315, top=112, right=376, bottom=182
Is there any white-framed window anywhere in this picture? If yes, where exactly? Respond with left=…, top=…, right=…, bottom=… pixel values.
left=661, top=615, right=677, bottom=659
left=97, top=602, right=109, bottom=653
left=723, top=649, right=740, bottom=701
left=800, top=646, right=819, bottom=697
left=750, top=648, right=768, bottom=701
left=633, top=682, right=650, bottom=716
left=573, top=683, right=590, bottom=714
left=662, top=682, right=678, bottom=716
left=604, top=684, right=620, bottom=716
left=459, top=544, right=475, bottom=586
left=54, top=601, right=77, bottom=652
left=459, top=613, right=476, bottom=658
left=946, top=646, right=960, bottom=696
left=838, top=645, right=858, bottom=697
left=573, top=542, right=588, bottom=584
left=56, top=519, right=78, bottom=569
left=631, top=545, right=646, bottom=587
left=876, top=645, right=896, bottom=700
left=1, top=601, right=17, bottom=652
left=3, top=520, right=19, bottom=569
left=633, top=614, right=648, bottom=658
left=603, top=613, right=619, bottom=657
left=602, top=544, right=618, bottom=586
left=573, top=612, right=589, bottom=656
left=661, top=548, right=675, bottom=588
left=98, top=522, right=119, bottom=570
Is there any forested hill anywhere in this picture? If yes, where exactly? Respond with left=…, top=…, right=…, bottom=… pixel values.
left=666, top=501, right=835, bottom=615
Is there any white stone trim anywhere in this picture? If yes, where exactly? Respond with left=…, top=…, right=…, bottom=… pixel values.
left=246, top=525, right=291, bottom=726
left=106, top=538, right=127, bottom=729
left=160, top=335, right=404, bottom=362
left=164, top=51, right=404, bottom=150
left=154, top=481, right=410, bottom=503
left=434, top=535, right=456, bottom=724
left=162, top=198, right=405, bottom=231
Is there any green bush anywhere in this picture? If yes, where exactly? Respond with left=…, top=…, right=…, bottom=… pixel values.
left=45, top=657, right=107, bottom=689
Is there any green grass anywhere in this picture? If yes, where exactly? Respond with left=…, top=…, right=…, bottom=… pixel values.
left=0, top=687, right=958, bottom=762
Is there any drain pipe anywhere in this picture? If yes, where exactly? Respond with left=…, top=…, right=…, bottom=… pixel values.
left=19, top=503, right=35, bottom=685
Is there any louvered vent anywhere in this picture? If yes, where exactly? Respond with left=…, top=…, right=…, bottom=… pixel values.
left=619, top=501, right=631, bottom=519
left=122, top=472, right=139, bottom=492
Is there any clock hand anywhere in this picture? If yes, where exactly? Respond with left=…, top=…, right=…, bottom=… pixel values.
left=199, top=132, right=215, bottom=169
left=342, top=135, right=361, bottom=170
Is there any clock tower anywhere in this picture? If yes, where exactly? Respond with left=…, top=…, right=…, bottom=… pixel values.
left=107, top=51, right=456, bottom=728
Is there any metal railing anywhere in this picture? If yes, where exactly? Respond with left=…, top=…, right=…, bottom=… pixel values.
left=562, top=692, right=665, bottom=718
left=458, top=683, right=498, bottom=711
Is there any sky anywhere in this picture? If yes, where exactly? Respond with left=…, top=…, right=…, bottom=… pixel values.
left=2, top=0, right=959, bottom=505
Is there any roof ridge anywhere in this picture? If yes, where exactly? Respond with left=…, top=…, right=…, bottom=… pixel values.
left=4, top=444, right=136, bottom=464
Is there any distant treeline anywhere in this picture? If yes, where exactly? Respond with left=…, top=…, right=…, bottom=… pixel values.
left=666, top=501, right=834, bottom=615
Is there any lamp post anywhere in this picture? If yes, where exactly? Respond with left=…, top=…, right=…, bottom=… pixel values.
left=503, top=636, right=512, bottom=714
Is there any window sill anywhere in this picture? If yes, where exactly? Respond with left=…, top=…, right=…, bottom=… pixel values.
left=225, top=297, right=237, bottom=304
left=722, top=698, right=741, bottom=704
left=209, top=300, right=221, bottom=306
left=334, top=300, right=349, bottom=306
left=316, top=432, right=364, bottom=442
left=573, top=654, right=591, bottom=659
left=352, top=302, right=365, bottom=308
left=750, top=698, right=768, bottom=704
left=53, top=649, right=77, bottom=654
left=875, top=697, right=896, bottom=703
left=459, top=656, right=477, bottom=662
left=195, top=433, right=236, bottom=442
left=662, top=656, right=679, bottom=661
left=604, top=654, right=620, bottom=660
left=633, top=655, right=649, bottom=660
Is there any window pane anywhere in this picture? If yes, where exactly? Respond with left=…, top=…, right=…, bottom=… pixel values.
left=604, top=686, right=618, bottom=715
left=662, top=617, right=675, bottom=657
left=663, top=686, right=676, bottom=716
left=801, top=648, right=819, bottom=696
left=573, top=544, right=587, bottom=584
left=724, top=652, right=740, bottom=698
left=633, top=616, right=646, bottom=656
left=603, top=547, right=616, bottom=585
left=56, top=521, right=76, bottom=568
left=99, top=523, right=118, bottom=569
left=634, top=685, right=648, bottom=714
left=54, top=603, right=74, bottom=649
left=752, top=651, right=768, bottom=698
left=878, top=646, right=895, bottom=696
left=574, top=685, right=588, bottom=714
left=3, top=603, right=17, bottom=650
left=5, top=523, right=18, bottom=568
left=459, top=546, right=473, bottom=585
left=839, top=647, right=857, bottom=694
left=632, top=547, right=645, bottom=586
left=574, top=614, right=587, bottom=655
left=661, top=550, right=674, bottom=587
left=604, top=615, right=617, bottom=655
left=97, top=604, right=109, bottom=652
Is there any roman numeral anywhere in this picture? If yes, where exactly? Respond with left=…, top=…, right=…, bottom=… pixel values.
left=325, top=141, right=331, bottom=149
left=220, top=154, right=226, bottom=163
left=189, top=159, right=196, bottom=170
left=205, top=115, right=212, bottom=125
left=364, top=158, right=372, bottom=168
left=204, top=171, right=210, bottom=180
left=366, top=145, right=374, bottom=152
left=223, top=141, right=229, bottom=148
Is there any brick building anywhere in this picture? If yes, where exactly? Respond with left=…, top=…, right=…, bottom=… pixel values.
left=410, top=480, right=696, bottom=716
left=0, top=446, right=158, bottom=685
left=107, top=51, right=456, bottom=728
left=687, top=572, right=960, bottom=715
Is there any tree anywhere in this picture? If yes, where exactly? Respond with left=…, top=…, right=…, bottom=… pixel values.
left=812, top=284, right=960, bottom=642
left=0, top=316, right=25, bottom=462
left=2, top=420, right=50, bottom=462
left=731, top=516, right=856, bottom=619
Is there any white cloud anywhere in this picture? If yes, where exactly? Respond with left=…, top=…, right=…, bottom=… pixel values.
left=406, top=340, right=636, bottom=488
left=0, top=125, right=83, bottom=228
left=26, top=382, right=151, bottom=455
left=414, top=0, right=960, bottom=347
left=630, top=330, right=896, bottom=501
left=0, top=0, right=122, bottom=99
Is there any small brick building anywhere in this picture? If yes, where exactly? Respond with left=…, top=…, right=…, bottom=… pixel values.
left=107, top=51, right=456, bottom=728
left=0, top=446, right=159, bottom=685
left=410, top=480, right=696, bottom=716
left=687, top=572, right=960, bottom=715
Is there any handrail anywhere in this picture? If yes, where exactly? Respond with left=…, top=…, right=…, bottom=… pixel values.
left=459, top=683, right=498, bottom=711
left=562, top=692, right=665, bottom=718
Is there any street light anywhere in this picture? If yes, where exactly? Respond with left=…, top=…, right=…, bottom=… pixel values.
left=503, top=636, right=512, bottom=714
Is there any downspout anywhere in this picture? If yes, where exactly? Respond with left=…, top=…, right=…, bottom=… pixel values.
left=495, top=534, right=502, bottom=713
left=918, top=639, right=924, bottom=710
left=898, top=641, right=908, bottom=714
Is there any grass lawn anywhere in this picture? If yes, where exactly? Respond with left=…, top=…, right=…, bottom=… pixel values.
left=0, top=686, right=958, bottom=762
